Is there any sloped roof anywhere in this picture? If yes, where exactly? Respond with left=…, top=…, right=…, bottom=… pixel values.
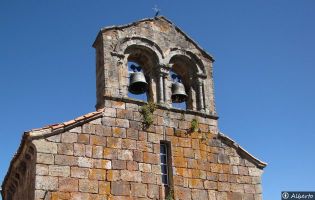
left=93, top=16, right=215, bottom=62
left=218, top=132, right=267, bottom=169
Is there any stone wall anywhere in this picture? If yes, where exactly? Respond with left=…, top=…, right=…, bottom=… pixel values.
left=30, top=99, right=263, bottom=200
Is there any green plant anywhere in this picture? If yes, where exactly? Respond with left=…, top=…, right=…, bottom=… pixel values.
left=190, top=118, right=199, bottom=132
left=140, top=101, right=156, bottom=128
left=165, top=188, right=174, bottom=200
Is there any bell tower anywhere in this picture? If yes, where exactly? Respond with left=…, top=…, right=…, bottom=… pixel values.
left=93, top=16, right=217, bottom=118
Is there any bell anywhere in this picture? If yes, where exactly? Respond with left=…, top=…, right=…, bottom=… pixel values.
left=171, top=82, right=188, bottom=103
left=128, top=72, right=148, bottom=94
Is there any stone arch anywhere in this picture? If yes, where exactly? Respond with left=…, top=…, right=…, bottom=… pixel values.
left=166, top=48, right=206, bottom=76
left=166, top=49, right=207, bottom=111
left=115, top=37, right=164, bottom=61
left=114, top=37, right=164, bottom=102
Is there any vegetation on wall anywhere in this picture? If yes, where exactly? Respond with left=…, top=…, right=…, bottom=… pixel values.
left=190, top=118, right=199, bottom=132
left=140, top=101, right=156, bottom=129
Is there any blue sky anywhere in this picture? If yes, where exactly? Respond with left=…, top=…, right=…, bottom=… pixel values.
left=1, top=1, right=314, bottom=199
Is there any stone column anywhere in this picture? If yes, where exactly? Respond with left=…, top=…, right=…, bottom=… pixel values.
left=158, top=64, right=171, bottom=107
left=197, top=78, right=205, bottom=112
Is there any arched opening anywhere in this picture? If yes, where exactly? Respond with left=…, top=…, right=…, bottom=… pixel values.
left=125, top=45, right=159, bottom=102
left=170, top=70, right=187, bottom=110
left=169, top=55, right=198, bottom=110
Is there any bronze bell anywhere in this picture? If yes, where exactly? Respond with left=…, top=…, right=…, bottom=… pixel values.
left=128, top=72, right=148, bottom=94
left=171, top=82, right=188, bottom=103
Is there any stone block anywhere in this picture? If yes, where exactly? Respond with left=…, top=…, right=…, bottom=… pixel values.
left=238, top=166, right=249, bottom=176
left=58, top=177, right=78, bottom=192
left=57, top=143, right=73, bottom=155
left=93, top=159, right=112, bottom=169
left=36, top=164, right=49, bottom=175
left=118, top=149, right=133, bottom=160
left=127, top=161, right=138, bottom=171
left=95, top=125, right=111, bottom=137
left=147, top=184, right=160, bottom=199
left=37, top=153, right=54, bottom=164
left=99, top=181, right=111, bottom=195
left=143, top=152, right=159, bottom=164
left=112, top=127, right=126, bottom=138
left=244, top=184, right=256, bottom=194
left=79, top=179, right=99, bottom=193
left=127, top=128, right=138, bottom=139
left=55, top=155, right=78, bottom=166
left=248, top=167, right=263, bottom=177
left=69, top=126, right=82, bottom=133
left=133, top=150, right=143, bottom=162
left=227, top=192, right=242, bottom=200
left=74, top=143, right=85, bottom=156
left=148, top=132, right=161, bottom=144
left=33, top=140, right=57, bottom=154
left=82, top=124, right=95, bottom=134
left=90, top=135, right=107, bottom=146
left=117, top=109, right=133, bottom=120
left=49, top=165, right=70, bottom=177
left=103, top=148, right=118, bottom=159
left=204, top=180, right=217, bottom=190
left=77, top=134, right=89, bottom=144
left=131, top=183, right=147, bottom=197
left=47, top=134, right=61, bottom=142
left=173, top=156, right=187, bottom=168
left=71, top=167, right=89, bottom=178
left=142, top=172, right=156, bottom=184
left=192, top=189, right=208, bottom=200
left=102, top=117, right=116, bottom=127
left=85, top=145, right=92, bottom=157
left=88, top=169, right=106, bottom=180
left=218, top=153, right=230, bottom=164
left=189, top=178, right=204, bottom=189
left=122, top=139, right=137, bottom=149
left=92, top=145, right=103, bottom=158
left=107, top=170, right=120, bottom=181
left=139, top=163, right=151, bottom=172
left=51, top=192, right=71, bottom=200
left=174, top=186, right=191, bottom=200
left=61, top=132, right=78, bottom=143
left=115, top=119, right=129, bottom=128
left=112, top=160, right=127, bottom=169
left=121, top=170, right=141, bottom=182
left=77, top=157, right=92, bottom=168
left=107, top=138, right=122, bottom=149
left=103, top=107, right=116, bottom=117
left=218, top=182, right=230, bottom=191
left=178, top=138, right=191, bottom=148
left=35, top=176, right=58, bottom=190
left=111, top=181, right=130, bottom=196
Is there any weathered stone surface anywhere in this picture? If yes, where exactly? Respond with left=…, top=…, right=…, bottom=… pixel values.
left=79, top=179, right=98, bottom=193
left=35, top=176, right=58, bottom=190
left=58, top=177, right=78, bottom=192
left=49, top=165, right=70, bottom=177
left=33, top=140, right=57, bottom=154
left=111, top=181, right=130, bottom=196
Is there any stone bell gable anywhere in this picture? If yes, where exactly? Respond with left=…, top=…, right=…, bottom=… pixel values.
left=2, top=16, right=267, bottom=200
left=93, top=17, right=216, bottom=115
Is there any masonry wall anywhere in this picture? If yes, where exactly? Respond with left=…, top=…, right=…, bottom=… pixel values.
left=31, top=99, right=263, bottom=200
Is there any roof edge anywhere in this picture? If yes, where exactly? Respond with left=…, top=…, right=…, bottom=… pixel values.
left=218, top=132, right=267, bottom=169
left=1, top=108, right=104, bottom=196
left=93, top=16, right=215, bottom=62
